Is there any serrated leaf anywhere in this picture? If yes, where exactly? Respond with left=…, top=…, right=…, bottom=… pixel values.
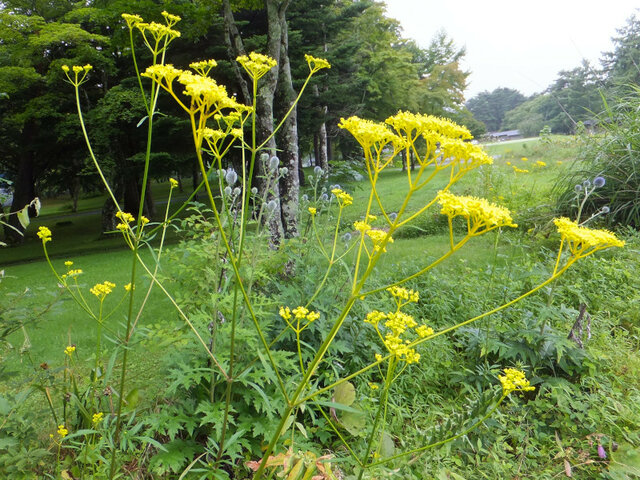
left=333, top=381, right=355, bottom=407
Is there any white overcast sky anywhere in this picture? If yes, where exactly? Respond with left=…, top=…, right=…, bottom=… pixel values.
left=383, top=1, right=639, bottom=100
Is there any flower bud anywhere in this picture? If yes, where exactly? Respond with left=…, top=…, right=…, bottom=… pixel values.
left=575, top=184, right=583, bottom=192
left=260, top=152, right=270, bottom=163
left=583, top=179, right=591, bottom=188
left=224, top=186, right=232, bottom=196
left=225, top=169, right=238, bottom=186
left=233, top=187, right=241, bottom=196
left=269, top=156, right=279, bottom=171
left=601, top=205, right=610, bottom=214
left=342, top=232, right=352, bottom=243
left=597, top=445, right=606, bottom=459
left=314, top=166, right=323, bottom=176
left=251, top=187, right=258, bottom=195
left=302, top=194, right=309, bottom=202
left=266, top=199, right=277, bottom=212
left=320, top=193, right=328, bottom=202
left=279, top=167, right=289, bottom=176
left=593, top=176, right=605, bottom=188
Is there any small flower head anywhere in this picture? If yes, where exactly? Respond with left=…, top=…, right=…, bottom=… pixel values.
left=169, top=178, right=179, bottom=188
left=64, top=345, right=76, bottom=356
left=90, top=281, right=116, bottom=300
left=64, top=261, right=73, bottom=267
left=57, top=424, right=69, bottom=438
left=161, top=10, right=181, bottom=27
left=122, top=13, right=143, bottom=29
left=331, top=188, right=353, bottom=207
left=593, top=176, right=606, bottom=188
left=37, top=226, right=52, bottom=243
left=190, top=59, right=217, bottom=76
left=304, top=54, right=331, bottom=73
left=521, top=157, right=528, bottom=162
left=140, top=216, right=150, bottom=226
left=116, top=211, right=135, bottom=223
left=92, top=412, right=104, bottom=425
left=498, top=368, right=535, bottom=395
left=308, top=207, right=317, bottom=215
left=237, top=52, right=277, bottom=80
left=554, top=217, right=624, bottom=256
left=597, top=444, right=607, bottom=459
left=124, top=283, right=133, bottom=292
left=279, top=306, right=292, bottom=320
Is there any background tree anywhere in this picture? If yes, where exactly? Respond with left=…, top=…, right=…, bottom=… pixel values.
left=466, top=87, right=526, bottom=132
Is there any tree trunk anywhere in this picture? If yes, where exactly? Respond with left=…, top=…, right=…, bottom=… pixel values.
left=5, top=153, right=36, bottom=243
left=276, top=6, right=299, bottom=239
left=313, top=85, right=329, bottom=172
left=222, top=0, right=250, bottom=105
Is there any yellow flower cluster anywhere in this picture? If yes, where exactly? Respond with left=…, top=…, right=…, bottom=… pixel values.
left=308, top=207, right=317, bottom=215
left=90, top=281, right=116, bottom=300
left=521, top=157, right=528, bottom=162
left=237, top=52, right=277, bottom=80
left=64, top=261, right=73, bottom=267
left=365, top=288, right=433, bottom=364
left=512, top=166, right=529, bottom=173
left=338, top=116, right=402, bottom=154
left=386, top=286, right=419, bottom=303
left=365, top=229, right=393, bottom=252
left=190, top=59, right=218, bottom=76
left=436, top=137, right=493, bottom=172
left=386, top=110, right=472, bottom=141
left=64, top=345, right=76, bottom=356
left=124, top=283, right=133, bottom=292
left=169, top=178, right=179, bottom=188
left=135, top=21, right=181, bottom=44
left=37, top=226, right=52, bottom=243
left=499, top=368, right=535, bottom=395
left=554, top=217, right=624, bottom=256
left=354, top=221, right=371, bottom=233
left=121, top=13, right=143, bottom=28
left=304, top=54, right=331, bottom=73
left=92, top=412, right=104, bottom=424
left=437, top=191, right=517, bottom=234
left=61, top=64, right=93, bottom=86
left=279, top=305, right=320, bottom=332
left=535, top=160, right=546, bottom=167
left=331, top=188, right=353, bottom=207
left=57, top=424, right=69, bottom=438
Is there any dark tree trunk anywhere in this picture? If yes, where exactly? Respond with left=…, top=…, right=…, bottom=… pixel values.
left=313, top=85, right=329, bottom=172
left=5, top=153, right=36, bottom=243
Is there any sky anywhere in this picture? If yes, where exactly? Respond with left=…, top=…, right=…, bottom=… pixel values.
left=383, top=0, right=639, bottom=100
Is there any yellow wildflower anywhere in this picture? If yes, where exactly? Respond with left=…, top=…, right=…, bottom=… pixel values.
left=141, top=64, right=183, bottom=88
left=375, top=353, right=383, bottom=362
left=308, top=207, right=317, bottom=215
left=338, top=116, right=401, bottom=154
left=292, top=306, right=309, bottom=320
left=190, top=59, right=217, bottom=76
left=331, top=188, right=353, bottom=207
left=92, top=412, right=104, bottom=425
left=237, top=52, right=277, bottom=80
left=64, top=345, right=76, bottom=356
left=365, top=310, right=387, bottom=326
left=140, top=216, right=150, bottom=226
left=535, top=160, right=546, bottom=167
left=124, top=283, right=133, bottom=292
left=521, top=157, right=528, bottom=162
left=499, top=368, right=535, bottom=395
left=437, top=191, right=517, bottom=234
left=67, top=269, right=83, bottom=277
left=90, top=281, right=116, bottom=300
left=386, top=286, right=419, bottom=303
left=116, top=211, right=135, bottom=223
left=122, top=13, right=143, bottom=29
left=553, top=217, right=624, bottom=256
left=64, top=261, right=73, bottom=267
left=366, top=228, right=393, bottom=252
left=415, top=325, right=434, bottom=338
left=368, top=382, right=379, bottom=390
left=279, top=306, right=292, bottom=321
left=353, top=221, right=371, bottom=233
left=161, top=10, right=181, bottom=26
left=304, top=54, right=331, bottom=73
left=512, top=166, right=529, bottom=173
left=136, top=21, right=181, bottom=44
left=57, top=424, right=69, bottom=438
left=37, top=226, right=52, bottom=243
left=169, top=178, right=179, bottom=188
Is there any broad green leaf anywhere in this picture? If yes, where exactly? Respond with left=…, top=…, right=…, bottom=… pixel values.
left=380, top=431, right=395, bottom=457
left=333, top=381, right=356, bottom=407
left=340, top=410, right=365, bottom=435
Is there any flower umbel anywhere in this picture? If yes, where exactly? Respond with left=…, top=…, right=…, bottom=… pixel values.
left=237, top=52, right=277, bottom=80
left=499, top=368, right=535, bottom=395
left=37, top=226, right=52, bottom=243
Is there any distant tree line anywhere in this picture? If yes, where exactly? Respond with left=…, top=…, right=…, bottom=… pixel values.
left=0, top=0, right=480, bottom=244
left=466, top=12, right=640, bottom=136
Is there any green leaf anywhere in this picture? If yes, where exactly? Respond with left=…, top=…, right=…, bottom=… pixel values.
left=333, top=381, right=356, bottom=407
left=340, top=410, right=365, bottom=435
left=380, top=432, right=395, bottom=457
left=17, top=206, right=30, bottom=229
left=125, top=388, right=139, bottom=410
left=609, top=442, right=640, bottom=479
